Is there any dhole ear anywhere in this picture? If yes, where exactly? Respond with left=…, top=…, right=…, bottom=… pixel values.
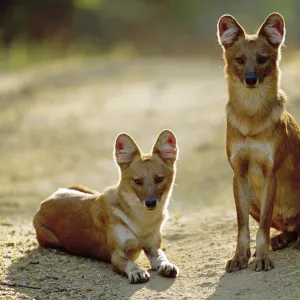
left=217, top=15, right=245, bottom=48
left=258, top=13, right=285, bottom=47
left=152, top=130, right=178, bottom=164
left=114, top=134, right=140, bottom=166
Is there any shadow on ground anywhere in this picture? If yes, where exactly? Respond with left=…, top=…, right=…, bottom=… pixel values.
left=207, top=244, right=300, bottom=300
left=3, top=246, right=175, bottom=299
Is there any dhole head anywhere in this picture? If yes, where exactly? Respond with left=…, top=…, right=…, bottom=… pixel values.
left=114, top=130, right=178, bottom=210
left=217, top=13, right=285, bottom=88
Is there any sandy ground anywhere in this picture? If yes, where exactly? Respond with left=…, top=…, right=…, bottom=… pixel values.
left=1, top=56, right=300, bottom=299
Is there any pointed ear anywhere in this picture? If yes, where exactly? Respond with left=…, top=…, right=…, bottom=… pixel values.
left=152, top=130, right=178, bottom=164
left=114, top=134, right=140, bottom=166
left=258, top=13, right=285, bottom=47
left=217, top=15, right=245, bottom=48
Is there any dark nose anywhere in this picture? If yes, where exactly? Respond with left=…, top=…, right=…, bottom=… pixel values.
left=145, top=199, right=157, bottom=209
left=244, top=73, right=257, bottom=87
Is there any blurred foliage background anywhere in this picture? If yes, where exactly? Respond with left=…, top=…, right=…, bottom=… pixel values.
left=2, top=0, right=300, bottom=67
left=2, top=1, right=300, bottom=216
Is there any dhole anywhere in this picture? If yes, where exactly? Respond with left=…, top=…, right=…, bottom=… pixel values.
left=218, top=12, right=300, bottom=272
left=33, top=130, right=179, bottom=283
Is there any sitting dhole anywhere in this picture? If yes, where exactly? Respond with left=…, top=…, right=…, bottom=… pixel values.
left=218, top=12, right=300, bottom=272
left=33, top=130, right=179, bottom=283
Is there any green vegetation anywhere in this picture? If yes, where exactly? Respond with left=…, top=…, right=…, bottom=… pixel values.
left=1, top=1, right=300, bottom=67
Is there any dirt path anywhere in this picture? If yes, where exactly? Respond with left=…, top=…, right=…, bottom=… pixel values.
left=2, top=213, right=300, bottom=299
left=1, top=56, right=300, bottom=299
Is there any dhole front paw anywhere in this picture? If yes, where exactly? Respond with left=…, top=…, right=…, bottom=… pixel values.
left=271, top=232, right=297, bottom=251
left=157, top=261, right=179, bottom=278
left=225, top=257, right=248, bottom=273
left=128, top=269, right=150, bottom=284
left=271, top=233, right=289, bottom=250
left=253, top=258, right=274, bottom=272
left=295, top=237, right=300, bottom=250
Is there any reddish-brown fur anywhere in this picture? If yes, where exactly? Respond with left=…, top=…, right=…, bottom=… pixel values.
left=218, top=13, right=300, bottom=272
left=33, top=130, right=179, bottom=283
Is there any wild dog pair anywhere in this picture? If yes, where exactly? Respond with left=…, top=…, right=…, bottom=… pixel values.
left=34, top=12, right=300, bottom=282
left=218, top=12, right=300, bottom=272
left=33, top=130, right=179, bottom=284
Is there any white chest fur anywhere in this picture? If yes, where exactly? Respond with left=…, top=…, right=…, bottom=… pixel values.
left=112, top=191, right=165, bottom=250
left=230, top=140, right=274, bottom=190
left=227, top=80, right=284, bottom=136
left=112, top=207, right=163, bottom=251
left=230, top=140, right=274, bottom=164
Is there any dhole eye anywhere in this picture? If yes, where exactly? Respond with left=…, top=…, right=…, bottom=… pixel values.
left=235, top=57, right=245, bottom=65
left=133, top=178, right=143, bottom=186
left=154, top=175, right=164, bottom=184
left=258, top=56, right=268, bottom=64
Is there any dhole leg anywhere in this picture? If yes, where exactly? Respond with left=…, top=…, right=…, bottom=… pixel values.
left=271, top=232, right=297, bottom=251
left=111, top=251, right=150, bottom=284
left=226, top=175, right=251, bottom=272
left=144, top=247, right=179, bottom=278
left=254, top=176, right=276, bottom=271
left=35, top=225, right=60, bottom=248
left=33, top=216, right=60, bottom=248
left=294, top=231, right=300, bottom=249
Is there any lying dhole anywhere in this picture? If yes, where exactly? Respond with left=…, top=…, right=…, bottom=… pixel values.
left=33, top=130, right=179, bottom=283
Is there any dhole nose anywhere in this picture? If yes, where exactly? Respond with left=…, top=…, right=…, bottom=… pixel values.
left=144, top=199, right=157, bottom=209
left=244, top=73, right=258, bottom=87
